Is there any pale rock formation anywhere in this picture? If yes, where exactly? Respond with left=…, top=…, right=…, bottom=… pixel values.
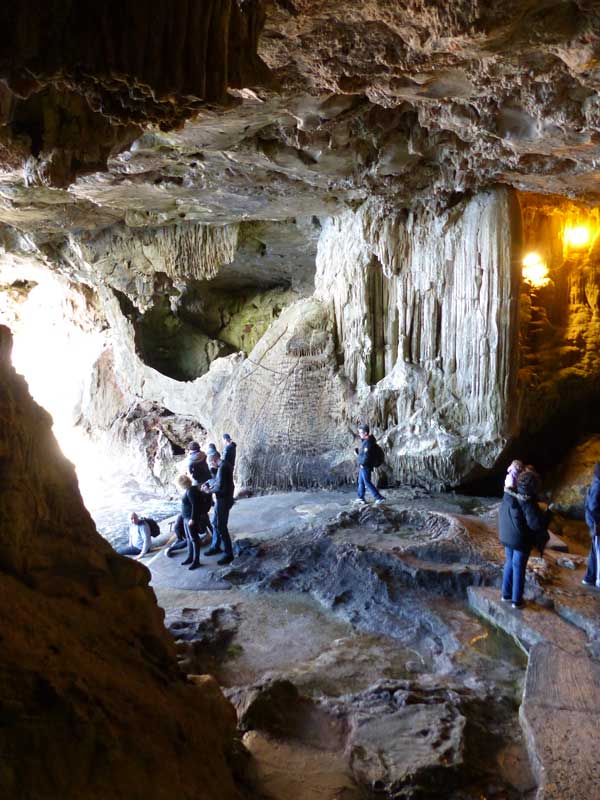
left=314, top=188, right=521, bottom=486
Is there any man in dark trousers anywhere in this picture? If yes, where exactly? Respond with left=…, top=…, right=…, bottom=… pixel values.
left=203, top=451, right=235, bottom=565
left=222, top=433, right=237, bottom=468
left=355, top=424, right=385, bottom=505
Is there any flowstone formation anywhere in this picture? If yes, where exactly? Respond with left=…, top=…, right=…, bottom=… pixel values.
left=0, top=325, right=242, bottom=800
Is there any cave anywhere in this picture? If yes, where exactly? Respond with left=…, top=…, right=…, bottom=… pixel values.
left=1, top=3, right=600, bottom=800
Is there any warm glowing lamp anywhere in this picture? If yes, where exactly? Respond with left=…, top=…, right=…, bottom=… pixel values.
left=522, top=251, right=550, bottom=288
left=564, top=225, right=591, bottom=248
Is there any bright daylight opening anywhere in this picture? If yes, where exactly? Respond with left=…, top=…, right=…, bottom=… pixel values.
left=1, top=270, right=182, bottom=544
left=5, top=275, right=107, bottom=498
left=522, top=251, right=550, bottom=288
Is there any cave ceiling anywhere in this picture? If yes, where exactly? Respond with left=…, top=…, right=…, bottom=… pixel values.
left=0, top=1, right=598, bottom=250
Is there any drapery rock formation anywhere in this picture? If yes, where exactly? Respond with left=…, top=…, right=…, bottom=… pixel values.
left=0, top=324, right=242, bottom=800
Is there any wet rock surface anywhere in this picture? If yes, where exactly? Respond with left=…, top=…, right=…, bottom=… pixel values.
left=154, top=489, right=540, bottom=799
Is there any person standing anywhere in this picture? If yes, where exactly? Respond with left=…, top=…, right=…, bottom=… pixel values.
left=117, top=513, right=152, bottom=559
left=222, top=433, right=237, bottom=468
left=187, top=442, right=210, bottom=485
left=499, top=470, right=549, bottom=609
left=582, top=462, right=600, bottom=588
left=176, top=474, right=212, bottom=570
left=203, top=451, right=234, bottom=565
left=354, top=424, right=385, bottom=505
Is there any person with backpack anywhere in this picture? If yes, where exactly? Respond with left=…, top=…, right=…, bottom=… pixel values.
left=117, top=512, right=153, bottom=559
left=499, top=469, right=550, bottom=608
left=176, top=474, right=212, bottom=570
left=354, top=423, right=385, bottom=505
left=582, top=462, right=600, bottom=588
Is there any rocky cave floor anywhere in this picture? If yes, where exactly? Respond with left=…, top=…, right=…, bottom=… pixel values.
left=138, top=489, right=600, bottom=800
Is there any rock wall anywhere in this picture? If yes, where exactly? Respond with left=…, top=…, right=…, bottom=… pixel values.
left=0, top=324, right=243, bottom=800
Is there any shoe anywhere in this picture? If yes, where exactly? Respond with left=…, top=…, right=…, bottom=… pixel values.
left=188, top=562, right=201, bottom=570
left=217, top=555, right=234, bottom=566
left=501, top=596, right=511, bottom=602
left=374, top=498, right=385, bottom=505
left=353, top=498, right=367, bottom=505
left=581, top=579, right=595, bottom=586
left=181, top=557, right=193, bottom=566
left=512, top=601, right=525, bottom=609
left=205, top=547, right=222, bottom=556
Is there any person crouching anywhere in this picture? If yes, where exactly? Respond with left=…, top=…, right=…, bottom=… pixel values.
left=176, top=474, right=212, bottom=570
left=117, top=512, right=152, bottom=560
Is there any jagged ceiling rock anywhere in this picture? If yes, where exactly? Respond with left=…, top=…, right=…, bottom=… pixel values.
left=0, top=0, right=267, bottom=188
left=0, top=1, right=598, bottom=240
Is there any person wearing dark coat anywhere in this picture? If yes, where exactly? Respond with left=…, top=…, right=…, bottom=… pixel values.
left=222, top=433, right=237, bottom=468
left=354, top=424, right=384, bottom=504
left=165, top=514, right=186, bottom=558
left=582, top=462, right=600, bottom=588
left=176, top=474, right=212, bottom=570
left=498, top=470, right=549, bottom=608
left=203, top=452, right=234, bottom=565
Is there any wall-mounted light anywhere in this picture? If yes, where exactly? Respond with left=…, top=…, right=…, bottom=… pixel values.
left=522, top=251, right=550, bottom=288
left=564, top=225, right=591, bottom=248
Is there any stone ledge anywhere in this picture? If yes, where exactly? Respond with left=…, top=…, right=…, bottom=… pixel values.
left=468, top=587, right=600, bottom=800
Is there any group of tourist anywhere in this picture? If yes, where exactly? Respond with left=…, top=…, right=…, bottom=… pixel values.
left=119, top=422, right=600, bottom=604
left=117, top=433, right=237, bottom=568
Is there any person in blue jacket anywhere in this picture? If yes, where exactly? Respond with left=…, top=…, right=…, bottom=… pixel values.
left=582, top=462, right=600, bottom=588
left=498, top=470, right=549, bottom=608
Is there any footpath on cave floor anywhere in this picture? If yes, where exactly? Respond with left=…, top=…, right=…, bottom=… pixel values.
left=142, top=488, right=600, bottom=800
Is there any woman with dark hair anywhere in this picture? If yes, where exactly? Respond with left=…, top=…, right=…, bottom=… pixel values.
left=176, top=474, right=212, bottom=570
left=498, top=469, right=550, bottom=609
left=582, top=462, right=600, bottom=588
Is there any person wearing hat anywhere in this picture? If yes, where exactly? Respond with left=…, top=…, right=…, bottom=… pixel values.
left=222, top=433, right=237, bottom=468
left=187, top=441, right=210, bottom=485
left=582, top=462, right=600, bottom=588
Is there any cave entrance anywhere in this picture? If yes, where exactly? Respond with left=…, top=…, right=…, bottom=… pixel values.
left=0, top=272, right=183, bottom=543
left=0, top=272, right=108, bottom=492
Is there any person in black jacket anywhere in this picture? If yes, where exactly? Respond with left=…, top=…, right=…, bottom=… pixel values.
left=354, top=424, right=385, bottom=505
left=202, top=451, right=234, bottom=565
left=499, top=470, right=549, bottom=608
left=176, top=474, right=212, bottom=570
left=222, top=433, right=237, bottom=468
left=582, top=462, right=600, bottom=587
